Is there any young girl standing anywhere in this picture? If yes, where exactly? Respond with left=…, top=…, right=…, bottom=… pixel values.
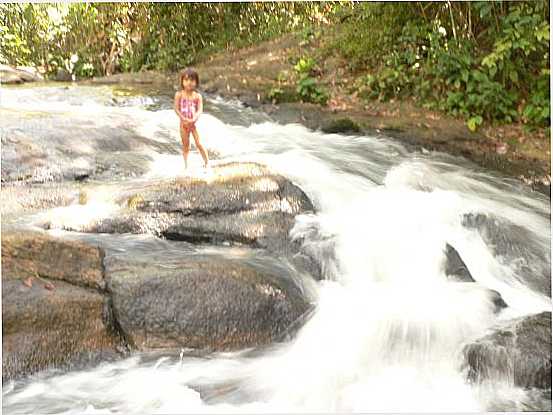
left=174, top=68, right=209, bottom=170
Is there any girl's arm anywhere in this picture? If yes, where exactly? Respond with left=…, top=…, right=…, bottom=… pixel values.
left=192, top=93, right=203, bottom=123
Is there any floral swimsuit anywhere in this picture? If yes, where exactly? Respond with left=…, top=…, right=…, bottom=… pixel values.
left=180, top=94, right=199, bottom=126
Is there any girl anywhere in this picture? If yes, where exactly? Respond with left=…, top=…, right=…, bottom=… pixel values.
left=174, top=68, right=209, bottom=170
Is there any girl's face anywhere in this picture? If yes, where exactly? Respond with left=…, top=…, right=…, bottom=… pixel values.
left=182, top=76, right=197, bottom=91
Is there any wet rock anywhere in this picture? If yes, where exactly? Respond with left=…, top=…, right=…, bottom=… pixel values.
left=2, top=278, right=121, bottom=382
left=488, top=289, right=508, bottom=312
left=0, top=184, right=77, bottom=217
left=462, top=213, right=551, bottom=296
left=443, top=244, right=508, bottom=311
left=321, top=118, right=361, bottom=134
left=105, top=255, right=310, bottom=351
left=2, top=231, right=106, bottom=290
left=444, top=243, right=475, bottom=282
left=462, top=312, right=552, bottom=389
left=80, top=163, right=315, bottom=256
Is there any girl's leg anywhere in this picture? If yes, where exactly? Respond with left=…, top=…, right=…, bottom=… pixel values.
left=180, top=124, right=191, bottom=169
left=191, top=127, right=209, bottom=167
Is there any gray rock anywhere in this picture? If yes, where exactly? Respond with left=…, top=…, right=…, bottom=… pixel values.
left=106, top=254, right=311, bottom=351
left=15, top=66, right=43, bottom=82
left=53, top=68, right=72, bottom=82
left=462, top=311, right=552, bottom=389
left=462, top=213, right=551, bottom=296
left=444, top=243, right=475, bottom=282
left=72, top=162, right=316, bottom=262
left=443, top=244, right=508, bottom=311
left=0, top=65, right=42, bottom=84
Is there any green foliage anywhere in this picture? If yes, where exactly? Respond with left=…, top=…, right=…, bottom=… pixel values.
left=522, top=69, right=550, bottom=126
left=293, top=57, right=328, bottom=105
left=331, top=1, right=550, bottom=129
left=0, top=3, right=334, bottom=76
left=267, top=86, right=299, bottom=104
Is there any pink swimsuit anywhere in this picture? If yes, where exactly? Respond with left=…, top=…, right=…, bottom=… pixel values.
left=180, top=95, right=198, bottom=123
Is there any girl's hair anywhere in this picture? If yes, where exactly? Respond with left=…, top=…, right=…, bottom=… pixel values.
left=179, top=68, right=199, bottom=89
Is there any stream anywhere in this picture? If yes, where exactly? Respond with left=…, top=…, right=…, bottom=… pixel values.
left=1, top=83, right=551, bottom=413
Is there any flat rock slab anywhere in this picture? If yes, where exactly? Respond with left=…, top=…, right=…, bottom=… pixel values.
left=463, top=311, right=552, bottom=389
left=85, top=163, right=314, bottom=254
left=106, top=254, right=310, bottom=351
left=2, top=231, right=106, bottom=290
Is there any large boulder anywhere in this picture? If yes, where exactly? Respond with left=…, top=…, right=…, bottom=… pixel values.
left=1, top=231, right=122, bottom=382
left=462, top=311, right=551, bottom=389
left=92, top=163, right=313, bottom=251
left=106, top=254, right=311, bottom=351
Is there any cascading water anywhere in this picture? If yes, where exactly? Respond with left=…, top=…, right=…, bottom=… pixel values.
left=1, top=84, right=550, bottom=413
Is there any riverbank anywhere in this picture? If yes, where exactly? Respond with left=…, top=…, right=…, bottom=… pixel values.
left=83, top=32, right=550, bottom=194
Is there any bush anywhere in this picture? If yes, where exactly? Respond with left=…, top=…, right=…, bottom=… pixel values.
left=294, top=57, right=328, bottom=105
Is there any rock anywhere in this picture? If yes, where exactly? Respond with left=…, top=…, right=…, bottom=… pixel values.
left=443, top=244, right=508, bottom=311
left=0, top=64, right=42, bottom=84
left=105, top=255, right=311, bottom=351
left=462, top=213, right=551, bottom=296
left=1, top=184, right=77, bottom=218
left=321, top=118, right=361, bottom=134
left=2, top=231, right=123, bottom=382
left=53, top=68, right=72, bottom=82
left=1, top=231, right=123, bottom=381
left=462, top=312, right=552, bottom=389
left=488, top=289, right=508, bottom=312
left=70, top=163, right=315, bottom=256
left=2, top=278, right=121, bottom=382
left=2, top=231, right=106, bottom=290
left=14, top=66, right=43, bottom=82
left=444, top=243, right=475, bottom=282
left=0, top=71, right=23, bottom=84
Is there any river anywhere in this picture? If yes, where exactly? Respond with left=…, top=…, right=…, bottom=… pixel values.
left=1, top=83, right=551, bottom=413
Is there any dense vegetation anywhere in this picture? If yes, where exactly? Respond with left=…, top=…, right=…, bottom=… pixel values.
left=327, top=1, right=550, bottom=129
left=0, top=3, right=329, bottom=76
left=1, top=2, right=549, bottom=129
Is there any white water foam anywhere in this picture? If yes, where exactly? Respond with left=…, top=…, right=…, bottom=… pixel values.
left=2, top=86, right=550, bottom=413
